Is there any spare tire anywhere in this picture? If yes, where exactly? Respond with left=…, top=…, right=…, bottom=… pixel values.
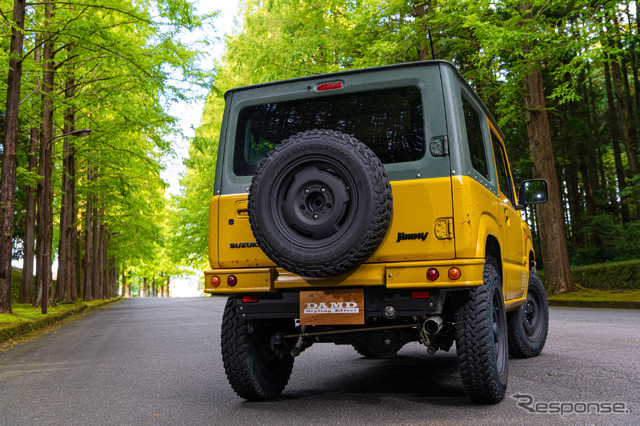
left=248, top=129, right=392, bottom=277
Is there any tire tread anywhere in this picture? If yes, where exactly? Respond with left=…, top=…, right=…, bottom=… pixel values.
left=507, top=271, right=549, bottom=358
left=221, top=297, right=293, bottom=401
left=455, top=264, right=507, bottom=404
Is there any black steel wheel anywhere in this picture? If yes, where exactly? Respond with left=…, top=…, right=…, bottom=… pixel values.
left=220, top=297, right=294, bottom=401
left=455, top=262, right=508, bottom=404
left=507, top=271, right=549, bottom=358
left=248, top=129, right=392, bottom=277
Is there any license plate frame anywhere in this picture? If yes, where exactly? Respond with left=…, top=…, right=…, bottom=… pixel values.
left=299, top=289, right=364, bottom=325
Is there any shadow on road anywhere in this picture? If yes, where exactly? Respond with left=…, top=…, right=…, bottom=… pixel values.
left=241, top=349, right=470, bottom=408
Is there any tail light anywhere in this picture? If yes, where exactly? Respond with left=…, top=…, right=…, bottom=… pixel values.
left=427, top=268, right=439, bottom=281
left=448, top=267, right=462, bottom=280
left=210, top=276, right=221, bottom=288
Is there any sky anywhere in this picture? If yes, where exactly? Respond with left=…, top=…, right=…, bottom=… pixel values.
left=161, top=1, right=241, bottom=296
left=161, top=0, right=240, bottom=197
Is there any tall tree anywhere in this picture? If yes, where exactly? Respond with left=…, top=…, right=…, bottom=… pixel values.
left=36, top=0, right=56, bottom=313
left=520, top=3, right=575, bottom=293
left=0, top=0, right=27, bottom=313
left=523, top=62, right=576, bottom=293
left=56, top=43, right=79, bottom=303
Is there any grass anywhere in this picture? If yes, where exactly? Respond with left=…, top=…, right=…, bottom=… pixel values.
left=548, top=288, right=640, bottom=303
left=0, top=302, right=81, bottom=325
left=0, top=299, right=120, bottom=327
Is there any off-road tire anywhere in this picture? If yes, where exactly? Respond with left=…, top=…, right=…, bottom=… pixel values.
left=220, top=297, right=294, bottom=401
left=507, top=271, right=549, bottom=358
left=248, top=129, right=392, bottom=278
left=455, top=263, right=508, bottom=404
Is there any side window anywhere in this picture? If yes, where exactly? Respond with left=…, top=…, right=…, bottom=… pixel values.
left=491, top=133, right=515, bottom=205
left=461, top=95, right=489, bottom=180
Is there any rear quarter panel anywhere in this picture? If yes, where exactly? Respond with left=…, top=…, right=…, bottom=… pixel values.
left=210, top=178, right=456, bottom=269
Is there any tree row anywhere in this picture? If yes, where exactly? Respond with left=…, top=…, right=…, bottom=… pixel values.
left=178, top=0, right=639, bottom=294
left=0, top=0, right=207, bottom=313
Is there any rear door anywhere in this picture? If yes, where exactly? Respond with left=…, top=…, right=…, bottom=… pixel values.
left=489, top=128, right=527, bottom=300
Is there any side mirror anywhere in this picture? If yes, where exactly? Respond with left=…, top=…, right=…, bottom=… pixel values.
left=519, top=179, right=548, bottom=206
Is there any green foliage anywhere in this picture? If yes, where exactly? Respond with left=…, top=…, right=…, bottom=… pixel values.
left=174, top=0, right=640, bottom=282
left=0, top=0, right=216, bottom=303
left=10, top=269, right=22, bottom=304
left=547, top=289, right=640, bottom=306
left=571, top=260, right=640, bottom=290
left=570, top=216, right=640, bottom=265
left=0, top=301, right=86, bottom=325
left=539, top=259, right=640, bottom=292
left=170, top=88, right=222, bottom=268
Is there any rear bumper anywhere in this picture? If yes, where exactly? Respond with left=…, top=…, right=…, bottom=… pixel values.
left=204, top=259, right=485, bottom=294
left=229, top=288, right=443, bottom=320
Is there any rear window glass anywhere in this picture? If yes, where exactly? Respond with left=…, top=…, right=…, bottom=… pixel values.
left=233, top=86, right=425, bottom=176
left=461, top=95, right=490, bottom=180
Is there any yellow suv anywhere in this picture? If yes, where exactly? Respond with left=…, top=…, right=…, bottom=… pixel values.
left=206, top=61, right=550, bottom=404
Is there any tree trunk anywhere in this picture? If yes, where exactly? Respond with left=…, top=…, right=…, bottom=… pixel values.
left=578, top=69, right=600, bottom=220
left=20, top=39, right=42, bottom=305
left=629, top=3, right=640, bottom=142
left=103, top=240, right=109, bottom=299
left=36, top=0, right=56, bottom=313
left=613, top=14, right=639, bottom=159
left=523, top=63, right=576, bottom=294
left=121, top=271, right=127, bottom=297
left=564, top=76, right=592, bottom=249
left=584, top=64, right=604, bottom=200
left=603, top=56, right=629, bottom=223
left=92, top=205, right=101, bottom=299
left=111, top=259, right=117, bottom=298
left=34, top=167, right=44, bottom=307
left=76, top=209, right=83, bottom=298
left=0, top=0, right=27, bottom=313
left=20, top=127, right=39, bottom=304
left=100, top=230, right=108, bottom=298
left=83, top=172, right=93, bottom=301
left=564, top=160, right=582, bottom=244
left=166, top=277, right=170, bottom=298
left=610, top=56, right=638, bottom=177
left=56, top=61, right=78, bottom=303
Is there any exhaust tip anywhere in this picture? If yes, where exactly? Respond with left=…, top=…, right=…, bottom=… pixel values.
left=424, top=316, right=443, bottom=335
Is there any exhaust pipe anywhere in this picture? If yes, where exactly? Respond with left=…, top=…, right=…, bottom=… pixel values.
left=423, top=316, right=443, bottom=335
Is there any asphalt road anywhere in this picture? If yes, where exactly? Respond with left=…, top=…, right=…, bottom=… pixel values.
left=0, top=298, right=638, bottom=425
